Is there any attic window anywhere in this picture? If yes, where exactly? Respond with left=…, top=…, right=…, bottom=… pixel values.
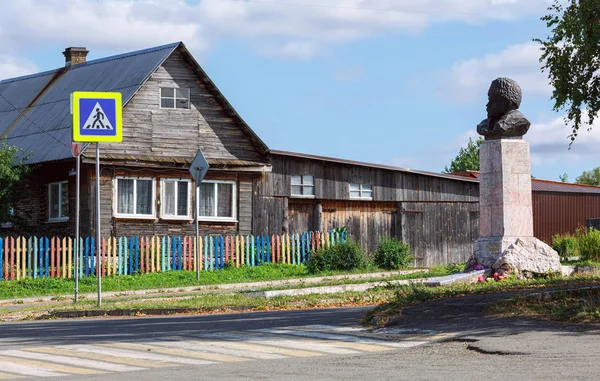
left=160, top=88, right=190, bottom=109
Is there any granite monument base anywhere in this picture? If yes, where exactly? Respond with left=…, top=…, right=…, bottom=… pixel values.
left=467, top=236, right=561, bottom=278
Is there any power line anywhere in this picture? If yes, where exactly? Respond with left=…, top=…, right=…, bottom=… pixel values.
left=230, top=0, right=513, bottom=17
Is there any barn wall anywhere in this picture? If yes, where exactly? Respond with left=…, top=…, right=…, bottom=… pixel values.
left=533, top=192, right=600, bottom=243
left=255, top=154, right=480, bottom=265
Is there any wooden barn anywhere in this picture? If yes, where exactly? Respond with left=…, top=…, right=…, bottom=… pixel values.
left=254, top=151, right=480, bottom=266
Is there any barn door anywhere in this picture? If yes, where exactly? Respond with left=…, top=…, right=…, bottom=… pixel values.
left=399, top=203, right=426, bottom=267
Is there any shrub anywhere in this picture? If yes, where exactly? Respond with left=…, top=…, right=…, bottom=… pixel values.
left=578, top=227, right=600, bottom=262
left=552, top=233, right=580, bottom=259
left=372, top=237, right=412, bottom=270
left=306, top=238, right=368, bottom=273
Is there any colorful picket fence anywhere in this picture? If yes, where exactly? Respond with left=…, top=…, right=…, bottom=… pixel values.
left=0, top=231, right=346, bottom=281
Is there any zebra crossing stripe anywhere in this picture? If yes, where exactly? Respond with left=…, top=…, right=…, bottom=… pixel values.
left=105, top=342, right=249, bottom=363
left=0, top=355, right=103, bottom=376
left=193, top=338, right=324, bottom=358
left=27, top=346, right=171, bottom=369
left=73, top=344, right=213, bottom=365
left=2, top=349, right=143, bottom=372
left=0, top=360, right=66, bottom=378
left=150, top=340, right=288, bottom=360
left=0, top=371, right=23, bottom=380
left=250, top=328, right=426, bottom=348
left=193, top=332, right=359, bottom=355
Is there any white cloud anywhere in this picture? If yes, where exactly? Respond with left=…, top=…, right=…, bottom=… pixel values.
left=439, top=41, right=550, bottom=102
left=0, top=0, right=549, bottom=63
left=0, top=56, right=38, bottom=81
left=526, top=113, right=600, bottom=166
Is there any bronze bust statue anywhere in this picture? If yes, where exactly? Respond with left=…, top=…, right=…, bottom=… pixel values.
left=477, top=77, right=530, bottom=140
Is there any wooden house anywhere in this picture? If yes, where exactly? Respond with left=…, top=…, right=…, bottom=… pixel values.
left=0, top=43, right=270, bottom=239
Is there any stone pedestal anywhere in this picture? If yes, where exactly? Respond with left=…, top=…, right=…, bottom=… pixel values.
left=467, top=139, right=561, bottom=276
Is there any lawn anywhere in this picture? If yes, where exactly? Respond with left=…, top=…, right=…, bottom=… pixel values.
left=486, top=287, right=600, bottom=324
left=0, top=264, right=444, bottom=300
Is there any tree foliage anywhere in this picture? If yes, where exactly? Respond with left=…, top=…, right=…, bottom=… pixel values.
left=575, top=166, right=600, bottom=185
left=536, top=0, right=600, bottom=143
left=443, top=137, right=482, bottom=174
left=0, top=139, right=30, bottom=226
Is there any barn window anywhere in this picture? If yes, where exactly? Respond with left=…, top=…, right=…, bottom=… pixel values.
left=349, top=183, right=373, bottom=200
left=160, top=88, right=190, bottom=109
left=197, top=180, right=236, bottom=221
left=161, top=179, right=191, bottom=219
left=291, top=175, right=315, bottom=197
left=115, top=177, right=156, bottom=218
left=48, top=181, right=69, bottom=221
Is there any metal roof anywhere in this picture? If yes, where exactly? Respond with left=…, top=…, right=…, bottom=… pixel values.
left=0, top=43, right=180, bottom=164
left=455, top=171, right=600, bottom=194
left=270, top=150, right=479, bottom=183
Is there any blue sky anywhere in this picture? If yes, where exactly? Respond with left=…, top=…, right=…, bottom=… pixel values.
left=1, top=0, right=598, bottom=182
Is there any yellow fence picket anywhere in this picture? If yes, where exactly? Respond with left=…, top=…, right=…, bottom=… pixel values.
left=67, top=238, right=72, bottom=279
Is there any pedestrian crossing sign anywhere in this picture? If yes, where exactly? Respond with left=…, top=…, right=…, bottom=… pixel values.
left=72, top=92, right=123, bottom=143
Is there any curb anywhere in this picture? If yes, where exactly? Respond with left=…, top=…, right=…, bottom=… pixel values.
left=0, top=269, right=428, bottom=307
left=246, top=279, right=425, bottom=298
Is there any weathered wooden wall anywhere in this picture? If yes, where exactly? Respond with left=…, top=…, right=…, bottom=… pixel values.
left=85, top=167, right=255, bottom=238
left=257, top=155, right=479, bottom=202
left=90, top=49, right=266, bottom=163
left=254, top=153, right=480, bottom=265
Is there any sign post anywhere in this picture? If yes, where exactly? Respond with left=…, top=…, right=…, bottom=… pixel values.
left=189, top=150, right=209, bottom=282
left=70, top=141, right=88, bottom=303
left=72, top=91, right=122, bottom=306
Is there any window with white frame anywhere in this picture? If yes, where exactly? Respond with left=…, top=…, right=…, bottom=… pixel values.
left=115, top=177, right=156, bottom=218
left=161, top=179, right=191, bottom=219
left=48, top=181, right=69, bottom=221
left=160, top=88, right=190, bottom=109
left=349, top=183, right=373, bottom=200
left=291, top=175, right=315, bottom=197
left=197, top=180, right=236, bottom=221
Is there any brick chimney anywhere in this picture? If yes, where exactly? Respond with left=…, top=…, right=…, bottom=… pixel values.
left=62, top=47, right=89, bottom=66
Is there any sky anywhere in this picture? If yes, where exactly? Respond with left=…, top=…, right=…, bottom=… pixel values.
left=0, top=0, right=598, bottom=182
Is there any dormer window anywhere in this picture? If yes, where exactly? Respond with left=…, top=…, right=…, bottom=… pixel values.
left=160, top=88, right=190, bottom=109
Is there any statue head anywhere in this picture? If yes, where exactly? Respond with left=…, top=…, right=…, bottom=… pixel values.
left=486, top=77, right=522, bottom=119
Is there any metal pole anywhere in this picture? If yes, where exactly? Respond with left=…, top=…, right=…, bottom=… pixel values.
left=74, top=152, right=80, bottom=303
left=96, top=143, right=102, bottom=306
left=195, top=168, right=200, bottom=282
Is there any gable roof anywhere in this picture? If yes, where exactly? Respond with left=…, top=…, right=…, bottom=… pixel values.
left=0, top=42, right=268, bottom=164
left=453, top=171, right=600, bottom=194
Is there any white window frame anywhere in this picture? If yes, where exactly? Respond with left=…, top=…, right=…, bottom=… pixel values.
left=159, top=87, right=190, bottom=110
left=290, top=175, right=315, bottom=198
left=349, top=183, right=373, bottom=200
left=196, top=180, right=237, bottom=222
left=114, top=177, right=156, bottom=219
left=160, top=178, right=192, bottom=220
left=48, top=181, right=69, bottom=222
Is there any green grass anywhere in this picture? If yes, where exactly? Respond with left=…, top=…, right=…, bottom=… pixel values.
left=363, top=275, right=600, bottom=326
left=560, top=259, right=600, bottom=267
left=0, top=264, right=438, bottom=300
left=486, top=287, right=600, bottom=324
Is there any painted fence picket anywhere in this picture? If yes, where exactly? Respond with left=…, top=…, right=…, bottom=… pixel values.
left=0, top=230, right=344, bottom=281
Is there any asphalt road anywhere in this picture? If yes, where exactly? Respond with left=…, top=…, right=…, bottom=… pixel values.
left=0, top=298, right=599, bottom=381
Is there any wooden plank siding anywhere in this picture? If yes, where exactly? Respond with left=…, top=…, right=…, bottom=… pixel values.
left=89, top=49, right=266, bottom=163
left=254, top=153, right=480, bottom=265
